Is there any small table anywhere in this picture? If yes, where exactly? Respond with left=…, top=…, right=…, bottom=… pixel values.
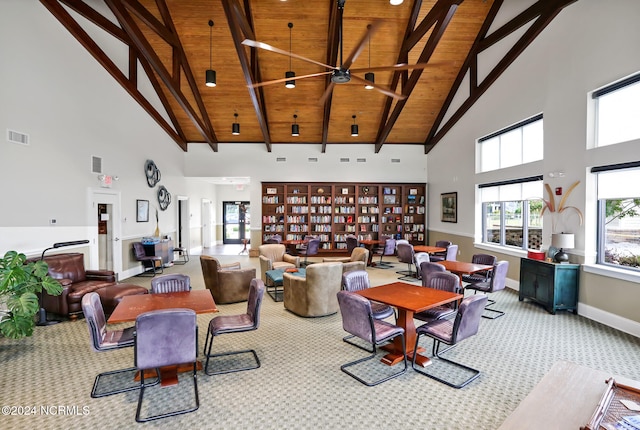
left=265, top=268, right=306, bottom=302
left=435, top=260, right=494, bottom=285
left=281, top=239, right=304, bottom=255
left=356, top=282, right=462, bottom=367
left=413, top=245, right=446, bottom=254
left=108, top=290, right=218, bottom=386
left=359, top=239, right=385, bottom=266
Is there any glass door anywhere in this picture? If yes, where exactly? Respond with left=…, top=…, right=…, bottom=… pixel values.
left=223, top=201, right=250, bottom=244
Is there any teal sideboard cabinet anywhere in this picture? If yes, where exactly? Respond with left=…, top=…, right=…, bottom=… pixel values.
left=519, top=258, right=580, bottom=314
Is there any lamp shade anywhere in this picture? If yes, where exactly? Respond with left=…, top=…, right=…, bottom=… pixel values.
left=285, top=71, right=296, bottom=88
left=364, top=72, right=374, bottom=89
left=551, top=233, right=574, bottom=249
left=206, top=69, right=216, bottom=87
left=351, top=124, right=359, bottom=137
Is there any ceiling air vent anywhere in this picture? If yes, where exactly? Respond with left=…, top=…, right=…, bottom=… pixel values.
left=91, top=156, right=103, bottom=174
left=356, top=158, right=366, bottom=163
left=340, top=158, right=350, bottom=163
left=308, top=157, right=318, bottom=162
left=276, top=157, right=286, bottom=162
left=391, top=158, right=401, bottom=163
left=7, top=129, right=29, bottom=146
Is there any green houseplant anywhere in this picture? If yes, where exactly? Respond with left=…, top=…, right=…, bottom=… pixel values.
left=0, top=251, right=62, bottom=339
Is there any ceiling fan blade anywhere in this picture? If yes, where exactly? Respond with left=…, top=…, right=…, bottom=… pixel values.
left=350, top=75, right=407, bottom=100
left=341, top=20, right=381, bottom=71
left=350, top=62, right=443, bottom=73
left=249, top=71, right=334, bottom=89
left=317, top=82, right=336, bottom=106
left=242, top=39, right=337, bottom=71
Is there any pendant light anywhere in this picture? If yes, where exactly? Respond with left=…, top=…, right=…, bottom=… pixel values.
left=292, top=114, right=300, bottom=136
left=390, top=0, right=404, bottom=5
left=364, top=25, right=374, bottom=90
left=351, top=115, right=359, bottom=137
left=232, top=113, right=240, bottom=135
left=285, top=23, right=295, bottom=88
left=205, top=20, right=217, bottom=87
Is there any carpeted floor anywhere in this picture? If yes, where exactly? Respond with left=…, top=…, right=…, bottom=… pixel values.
left=2, top=248, right=639, bottom=429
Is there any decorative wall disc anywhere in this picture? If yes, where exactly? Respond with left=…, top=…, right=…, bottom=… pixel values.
left=157, top=185, right=171, bottom=211
left=145, top=159, right=161, bottom=187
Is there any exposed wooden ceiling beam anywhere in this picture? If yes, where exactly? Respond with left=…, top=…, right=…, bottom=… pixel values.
left=425, top=0, right=579, bottom=153
left=321, top=0, right=341, bottom=153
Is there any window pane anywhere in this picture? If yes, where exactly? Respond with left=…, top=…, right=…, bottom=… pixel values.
left=505, top=201, right=523, bottom=247
left=481, top=137, right=500, bottom=172
left=484, top=202, right=501, bottom=244
left=522, top=120, right=543, bottom=163
left=500, top=129, right=522, bottom=168
left=601, top=198, right=640, bottom=270
left=596, top=81, right=640, bottom=147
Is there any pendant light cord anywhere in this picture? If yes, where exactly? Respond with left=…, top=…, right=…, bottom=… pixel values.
left=209, top=20, right=213, bottom=70
left=288, top=23, right=293, bottom=70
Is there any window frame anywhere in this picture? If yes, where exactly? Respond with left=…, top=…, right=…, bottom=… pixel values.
left=592, top=72, right=640, bottom=148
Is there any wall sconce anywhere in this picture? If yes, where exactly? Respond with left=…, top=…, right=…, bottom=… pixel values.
left=291, top=114, right=300, bottom=137
left=351, top=115, right=359, bottom=137
left=205, top=20, right=217, bottom=87
left=232, top=113, right=240, bottom=135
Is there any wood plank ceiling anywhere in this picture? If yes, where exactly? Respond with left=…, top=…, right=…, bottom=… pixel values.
left=40, top=0, right=577, bottom=153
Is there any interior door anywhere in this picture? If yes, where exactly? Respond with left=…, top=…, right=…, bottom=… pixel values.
left=90, top=190, right=122, bottom=277
left=223, top=201, right=250, bottom=244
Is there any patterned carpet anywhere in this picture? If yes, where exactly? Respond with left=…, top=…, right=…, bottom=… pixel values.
left=2, top=250, right=639, bottom=429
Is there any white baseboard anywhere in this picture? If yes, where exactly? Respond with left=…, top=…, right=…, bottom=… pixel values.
left=578, top=303, right=640, bottom=338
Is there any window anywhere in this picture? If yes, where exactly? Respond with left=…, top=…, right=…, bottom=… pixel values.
left=593, top=73, right=640, bottom=147
left=480, top=178, right=543, bottom=250
left=593, top=163, right=640, bottom=271
left=477, top=114, right=543, bottom=173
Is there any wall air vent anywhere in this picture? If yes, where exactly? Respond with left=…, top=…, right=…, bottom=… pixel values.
left=308, top=157, right=318, bottom=162
left=340, top=158, right=350, bottom=163
left=91, top=156, right=103, bottom=174
left=276, top=157, right=286, bottom=162
left=356, top=158, right=366, bottom=163
left=391, top=158, right=401, bottom=163
left=7, top=129, right=29, bottom=146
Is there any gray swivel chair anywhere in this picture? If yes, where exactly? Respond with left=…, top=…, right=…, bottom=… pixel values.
left=419, top=261, right=446, bottom=281
left=150, top=273, right=191, bottom=293
left=373, top=237, right=396, bottom=268
left=204, top=279, right=265, bottom=375
left=337, top=290, right=407, bottom=386
left=412, top=295, right=488, bottom=388
left=134, top=308, right=198, bottom=422
left=461, top=253, right=497, bottom=284
left=299, top=237, right=321, bottom=267
left=396, top=242, right=417, bottom=281
left=465, top=260, right=509, bottom=319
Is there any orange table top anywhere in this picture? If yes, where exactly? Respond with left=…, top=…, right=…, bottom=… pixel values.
left=435, top=260, right=493, bottom=275
left=413, top=245, right=447, bottom=254
left=108, top=290, right=218, bottom=324
left=356, top=282, right=462, bottom=313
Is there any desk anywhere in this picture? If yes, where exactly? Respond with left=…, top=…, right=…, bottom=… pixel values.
left=413, top=245, right=446, bottom=254
left=264, top=268, right=306, bottom=302
left=356, top=282, right=462, bottom=367
left=108, top=290, right=218, bottom=386
left=435, top=260, right=493, bottom=284
left=359, top=239, right=385, bottom=266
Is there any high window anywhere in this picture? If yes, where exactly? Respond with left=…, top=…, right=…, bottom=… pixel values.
left=593, top=163, right=640, bottom=271
left=593, top=73, right=640, bottom=147
left=480, top=177, right=543, bottom=250
left=477, top=114, right=543, bottom=173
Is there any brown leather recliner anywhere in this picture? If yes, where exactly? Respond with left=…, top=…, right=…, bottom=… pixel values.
left=200, top=255, right=256, bottom=304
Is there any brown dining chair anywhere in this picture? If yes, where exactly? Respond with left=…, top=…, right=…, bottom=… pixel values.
left=429, top=240, right=452, bottom=262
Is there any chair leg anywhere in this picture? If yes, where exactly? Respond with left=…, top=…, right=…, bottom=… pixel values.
left=482, top=299, right=505, bottom=319
left=203, top=330, right=260, bottom=376
left=135, top=363, right=199, bottom=422
left=90, top=366, right=142, bottom=398
left=411, top=336, right=480, bottom=389
left=341, top=334, right=407, bottom=386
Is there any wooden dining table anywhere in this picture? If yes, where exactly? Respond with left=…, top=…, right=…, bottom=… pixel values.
left=356, top=282, right=462, bottom=367
left=413, top=245, right=446, bottom=254
left=281, top=239, right=305, bottom=255
left=435, top=260, right=494, bottom=284
left=108, top=289, right=218, bottom=386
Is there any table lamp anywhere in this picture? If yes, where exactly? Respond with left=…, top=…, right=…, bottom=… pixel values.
left=551, top=233, right=574, bottom=263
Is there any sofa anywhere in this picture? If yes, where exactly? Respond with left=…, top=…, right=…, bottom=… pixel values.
left=283, top=262, right=343, bottom=317
left=37, top=253, right=148, bottom=319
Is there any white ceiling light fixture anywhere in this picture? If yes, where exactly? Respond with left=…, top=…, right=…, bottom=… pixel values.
left=390, top=0, right=404, bottom=5
left=364, top=24, right=374, bottom=90
left=285, top=22, right=296, bottom=88
left=205, top=20, right=216, bottom=87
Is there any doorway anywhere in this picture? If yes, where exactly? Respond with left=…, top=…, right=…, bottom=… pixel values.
left=90, top=190, right=122, bottom=278
left=223, top=201, right=250, bottom=244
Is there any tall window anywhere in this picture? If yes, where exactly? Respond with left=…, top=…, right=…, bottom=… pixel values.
left=477, top=114, right=543, bottom=173
left=593, top=163, right=640, bottom=271
left=593, top=73, right=640, bottom=147
left=480, top=178, right=543, bottom=250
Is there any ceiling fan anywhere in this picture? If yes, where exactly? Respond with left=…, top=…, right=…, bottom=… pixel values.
left=241, top=0, right=434, bottom=104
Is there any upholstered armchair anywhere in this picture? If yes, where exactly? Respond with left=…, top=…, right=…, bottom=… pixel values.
left=283, top=262, right=343, bottom=317
left=258, top=244, right=300, bottom=286
left=200, top=255, right=256, bottom=304
left=323, top=247, right=369, bottom=274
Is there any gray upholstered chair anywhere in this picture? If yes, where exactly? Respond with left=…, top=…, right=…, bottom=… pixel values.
left=150, top=273, right=191, bottom=293
left=414, top=271, right=461, bottom=323
left=299, top=237, right=321, bottom=267
left=337, top=290, right=407, bottom=386
left=134, top=308, right=198, bottom=422
left=412, top=295, right=488, bottom=388
left=200, top=255, right=256, bottom=304
left=258, top=244, right=300, bottom=286
left=345, top=234, right=359, bottom=254
left=323, top=247, right=369, bottom=273
left=283, top=262, right=342, bottom=317
left=373, top=237, right=396, bottom=268
left=204, top=279, right=265, bottom=375
left=465, top=260, right=509, bottom=319
left=133, top=242, right=163, bottom=277
left=461, top=253, right=497, bottom=284
left=413, top=252, right=431, bottom=279
left=419, top=261, right=446, bottom=282
left=342, top=270, right=394, bottom=323
left=396, top=242, right=417, bottom=281
left=81, top=292, right=140, bottom=398
left=429, top=240, right=452, bottom=262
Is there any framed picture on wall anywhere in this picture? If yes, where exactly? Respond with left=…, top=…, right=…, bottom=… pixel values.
left=441, top=192, right=457, bottom=223
left=136, top=199, right=149, bottom=222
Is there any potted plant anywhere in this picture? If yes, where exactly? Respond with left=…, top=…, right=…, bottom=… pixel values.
left=0, top=251, right=62, bottom=339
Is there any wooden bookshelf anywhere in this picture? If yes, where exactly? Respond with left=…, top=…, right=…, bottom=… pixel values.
left=262, top=182, right=427, bottom=253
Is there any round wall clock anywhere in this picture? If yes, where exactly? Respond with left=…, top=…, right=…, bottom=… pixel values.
left=157, top=185, right=171, bottom=211
left=145, top=159, right=161, bottom=187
